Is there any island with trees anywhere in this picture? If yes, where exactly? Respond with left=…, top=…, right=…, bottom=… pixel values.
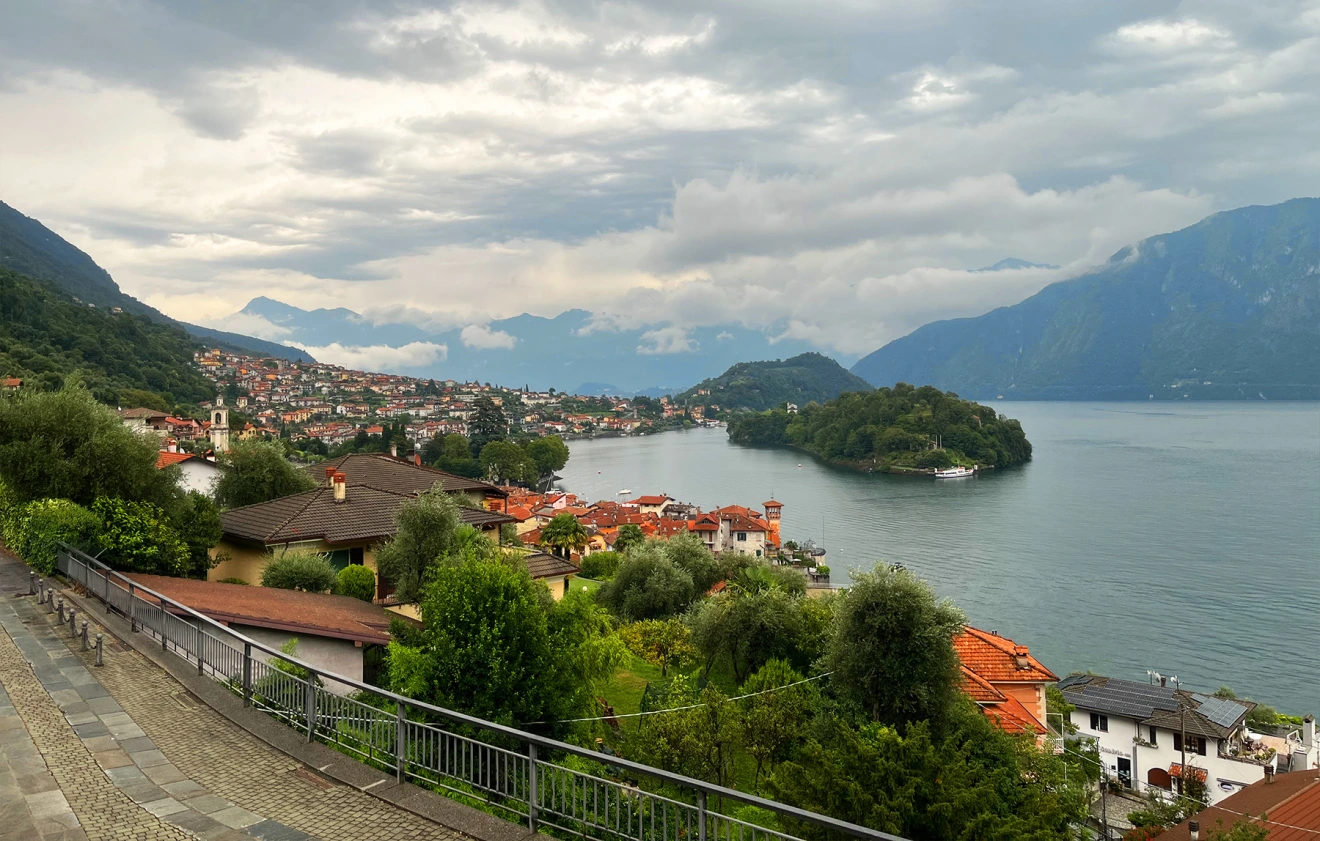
left=727, top=382, right=1032, bottom=473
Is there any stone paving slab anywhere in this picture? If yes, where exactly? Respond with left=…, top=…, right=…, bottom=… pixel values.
left=4, top=565, right=484, bottom=841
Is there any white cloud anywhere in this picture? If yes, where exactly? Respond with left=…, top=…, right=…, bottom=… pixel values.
left=460, top=324, right=518, bottom=349
left=201, top=312, right=292, bottom=341
left=637, top=326, right=698, bottom=355
left=301, top=341, right=448, bottom=370
left=1104, top=18, right=1234, bottom=55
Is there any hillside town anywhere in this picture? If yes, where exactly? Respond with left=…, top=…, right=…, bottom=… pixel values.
left=174, top=348, right=719, bottom=451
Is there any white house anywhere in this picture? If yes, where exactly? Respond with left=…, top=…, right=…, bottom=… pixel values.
left=1059, top=674, right=1317, bottom=805
left=156, top=450, right=222, bottom=496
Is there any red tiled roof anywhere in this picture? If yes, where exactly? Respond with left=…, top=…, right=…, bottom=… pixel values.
left=763, top=500, right=783, bottom=507
left=984, top=693, right=1046, bottom=736
left=1162, top=770, right=1319, bottom=841
left=628, top=495, right=671, bottom=505
left=960, top=666, right=1007, bottom=703
left=953, top=626, right=1058, bottom=683
left=155, top=451, right=203, bottom=469
left=125, top=573, right=397, bottom=645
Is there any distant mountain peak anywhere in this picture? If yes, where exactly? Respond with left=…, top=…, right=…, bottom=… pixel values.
left=971, top=258, right=1060, bottom=272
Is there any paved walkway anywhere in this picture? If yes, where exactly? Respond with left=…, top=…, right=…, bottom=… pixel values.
left=0, top=554, right=478, bottom=841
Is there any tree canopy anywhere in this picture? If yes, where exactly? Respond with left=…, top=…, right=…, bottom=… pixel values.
left=374, top=487, right=468, bottom=603
left=728, top=382, right=1032, bottom=470
left=213, top=440, right=317, bottom=509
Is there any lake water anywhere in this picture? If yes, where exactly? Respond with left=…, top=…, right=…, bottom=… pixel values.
left=557, top=403, right=1320, bottom=714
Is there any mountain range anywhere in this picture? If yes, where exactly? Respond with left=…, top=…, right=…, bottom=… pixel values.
left=0, top=201, right=313, bottom=363
left=852, top=198, right=1320, bottom=400
left=236, top=296, right=836, bottom=395
left=675, top=353, right=872, bottom=411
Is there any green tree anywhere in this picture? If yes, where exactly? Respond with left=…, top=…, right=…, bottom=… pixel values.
left=769, top=707, right=1085, bottom=841
left=336, top=564, right=376, bottom=601
left=596, top=543, right=695, bottom=621
left=740, top=659, right=813, bottom=786
left=260, top=549, right=337, bottom=592
left=618, top=618, right=696, bottom=677
left=0, top=380, right=180, bottom=510
left=825, top=563, right=965, bottom=726
left=613, top=523, right=645, bottom=554
left=1205, top=819, right=1270, bottom=841
left=525, top=435, right=570, bottom=482
left=479, top=440, right=534, bottom=484
left=172, top=491, right=222, bottom=578
left=689, top=569, right=806, bottom=682
left=374, top=488, right=465, bottom=603
left=663, top=533, right=721, bottom=592
left=387, top=557, right=618, bottom=731
left=467, top=397, right=507, bottom=454
left=631, top=674, right=740, bottom=788
left=214, top=440, right=316, bottom=509
left=540, top=513, right=590, bottom=559
left=579, top=550, right=621, bottom=580
left=92, top=497, right=189, bottom=576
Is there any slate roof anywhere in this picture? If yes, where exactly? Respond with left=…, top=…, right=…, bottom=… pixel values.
left=125, top=573, right=397, bottom=645
left=1057, top=674, right=1254, bottom=740
left=221, top=486, right=513, bottom=546
left=311, top=453, right=507, bottom=498
left=523, top=551, right=579, bottom=580
left=1161, top=770, right=1320, bottom=841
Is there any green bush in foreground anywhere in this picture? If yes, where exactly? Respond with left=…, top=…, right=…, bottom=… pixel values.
left=336, top=564, right=377, bottom=601
left=7, top=498, right=99, bottom=574
left=92, top=497, right=189, bottom=576
left=261, top=549, right=338, bottom=593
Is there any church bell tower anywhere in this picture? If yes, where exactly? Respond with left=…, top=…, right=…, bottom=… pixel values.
left=211, top=396, right=230, bottom=454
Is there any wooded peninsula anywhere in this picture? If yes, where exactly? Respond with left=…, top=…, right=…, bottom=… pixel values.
left=726, top=383, right=1032, bottom=472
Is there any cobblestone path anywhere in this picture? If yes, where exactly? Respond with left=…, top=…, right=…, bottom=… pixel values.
left=0, top=559, right=476, bottom=841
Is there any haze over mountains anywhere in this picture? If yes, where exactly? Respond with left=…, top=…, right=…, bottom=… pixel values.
left=0, top=202, right=313, bottom=363
left=852, top=199, right=1320, bottom=400
left=236, top=296, right=834, bottom=395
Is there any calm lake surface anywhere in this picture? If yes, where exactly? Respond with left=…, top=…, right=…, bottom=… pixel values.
left=558, top=402, right=1320, bottom=714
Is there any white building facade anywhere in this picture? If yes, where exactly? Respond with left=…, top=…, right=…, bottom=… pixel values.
left=1061, top=674, right=1317, bottom=805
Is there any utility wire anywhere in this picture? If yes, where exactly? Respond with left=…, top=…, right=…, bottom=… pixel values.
left=1057, top=741, right=1320, bottom=836
left=523, top=672, right=832, bottom=726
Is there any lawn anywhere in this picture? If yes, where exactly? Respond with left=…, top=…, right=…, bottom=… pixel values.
left=572, top=576, right=603, bottom=597
left=601, top=653, right=664, bottom=717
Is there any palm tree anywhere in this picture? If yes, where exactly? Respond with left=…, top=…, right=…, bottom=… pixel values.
left=540, top=513, right=589, bottom=559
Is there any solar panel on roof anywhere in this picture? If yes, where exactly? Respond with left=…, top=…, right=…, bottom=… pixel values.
left=1193, top=695, right=1247, bottom=728
left=1066, top=679, right=1178, bottom=718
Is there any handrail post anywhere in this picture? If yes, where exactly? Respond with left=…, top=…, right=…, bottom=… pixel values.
left=160, top=597, right=168, bottom=651
left=242, top=643, right=252, bottom=707
left=305, top=679, right=316, bottom=743
left=698, top=791, right=708, bottom=841
left=395, top=705, right=406, bottom=782
left=103, top=568, right=110, bottom=612
left=128, top=583, right=137, bottom=631
left=528, top=743, right=539, bottom=832
left=197, top=624, right=205, bottom=676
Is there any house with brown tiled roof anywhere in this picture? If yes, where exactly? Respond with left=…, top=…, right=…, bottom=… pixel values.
left=1161, top=768, right=1320, bottom=840
left=127, top=573, right=404, bottom=693
left=155, top=448, right=222, bottom=496
left=210, top=458, right=513, bottom=600
left=953, top=626, right=1058, bottom=739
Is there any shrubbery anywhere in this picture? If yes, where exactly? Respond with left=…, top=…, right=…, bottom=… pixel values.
left=261, top=549, right=338, bottom=593
left=336, top=564, right=376, bottom=601
left=5, top=498, right=99, bottom=574
left=92, top=497, right=189, bottom=576
left=579, top=550, right=621, bottom=580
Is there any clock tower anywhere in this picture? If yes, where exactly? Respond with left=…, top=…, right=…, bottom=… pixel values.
left=211, top=396, right=230, bottom=454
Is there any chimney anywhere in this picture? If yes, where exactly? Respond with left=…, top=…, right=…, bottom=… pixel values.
left=324, top=466, right=337, bottom=487
left=1160, top=676, right=1167, bottom=687
left=1013, top=645, right=1031, bottom=670
left=390, top=442, right=398, bottom=458
left=1189, top=820, right=1200, bottom=841
left=1304, top=714, right=1316, bottom=751
left=333, top=472, right=347, bottom=503
left=1264, top=764, right=1275, bottom=784
left=167, top=439, right=178, bottom=454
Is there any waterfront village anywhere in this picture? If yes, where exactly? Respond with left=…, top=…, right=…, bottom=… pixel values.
left=4, top=348, right=1315, bottom=841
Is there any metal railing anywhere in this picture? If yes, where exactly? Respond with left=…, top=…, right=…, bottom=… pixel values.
left=55, top=545, right=908, bottom=841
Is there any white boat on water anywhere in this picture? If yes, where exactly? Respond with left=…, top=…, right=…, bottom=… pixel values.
left=934, top=466, right=976, bottom=479
left=616, top=488, right=632, bottom=495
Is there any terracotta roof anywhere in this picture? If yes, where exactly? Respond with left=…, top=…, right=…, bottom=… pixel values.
left=1168, top=764, right=1209, bottom=782
left=523, top=552, right=579, bottom=580
left=125, top=573, right=396, bottom=645
left=310, top=453, right=506, bottom=498
left=723, top=514, right=767, bottom=533
left=953, top=626, right=1058, bottom=683
left=221, top=486, right=513, bottom=546
left=984, top=693, right=1046, bottom=736
left=628, top=495, right=671, bottom=506
left=1162, top=770, right=1320, bottom=841
left=763, top=500, right=783, bottom=507
left=960, top=665, right=1007, bottom=703
left=156, top=451, right=220, bottom=470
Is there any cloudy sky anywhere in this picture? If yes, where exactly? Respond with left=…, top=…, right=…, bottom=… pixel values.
left=2, top=0, right=1318, bottom=358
